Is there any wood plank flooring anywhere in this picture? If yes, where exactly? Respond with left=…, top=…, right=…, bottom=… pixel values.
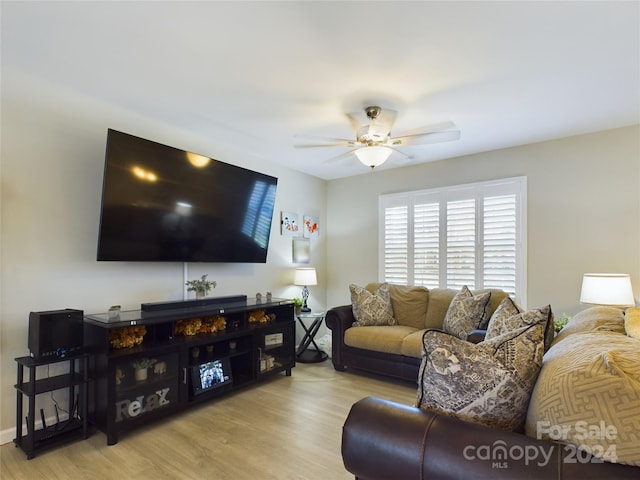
left=1, top=361, right=416, bottom=479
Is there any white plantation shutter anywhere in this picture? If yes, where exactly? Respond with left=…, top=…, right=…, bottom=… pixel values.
left=483, top=194, right=517, bottom=293
left=413, top=201, right=439, bottom=287
left=446, top=198, right=476, bottom=289
left=383, top=204, right=409, bottom=284
left=380, top=177, right=526, bottom=305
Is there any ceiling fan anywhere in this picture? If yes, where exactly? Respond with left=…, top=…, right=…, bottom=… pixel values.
left=295, top=105, right=461, bottom=169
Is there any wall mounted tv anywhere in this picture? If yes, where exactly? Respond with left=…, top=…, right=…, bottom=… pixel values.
left=97, top=129, right=278, bottom=263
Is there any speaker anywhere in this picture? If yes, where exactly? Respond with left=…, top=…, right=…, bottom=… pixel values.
left=28, top=309, right=84, bottom=360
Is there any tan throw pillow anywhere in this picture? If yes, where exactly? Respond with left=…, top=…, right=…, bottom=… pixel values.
left=553, top=306, right=625, bottom=345
left=442, top=286, right=491, bottom=339
left=364, top=283, right=429, bottom=329
left=424, top=288, right=457, bottom=329
left=417, top=305, right=550, bottom=432
left=350, top=283, right=396, bottom=327
left=624, top=307, right=640, bottom=340
left=388, top=284, right=430, bottom=329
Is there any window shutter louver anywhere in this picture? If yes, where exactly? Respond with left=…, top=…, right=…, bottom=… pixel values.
left=383, top=205, right=409, bottom=284
left=413, top=202, right=439, bottom=288
left=446, top=199, right=476, bottom=289
left=483, top=194, right=517, bottom=296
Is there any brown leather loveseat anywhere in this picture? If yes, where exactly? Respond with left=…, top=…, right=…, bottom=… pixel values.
left=340, top=306, right=640, bottom=479
left=342, top=396, right=638, bottom=479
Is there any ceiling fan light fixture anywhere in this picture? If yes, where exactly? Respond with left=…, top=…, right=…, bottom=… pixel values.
left=354, top=146, right=392, bottom=169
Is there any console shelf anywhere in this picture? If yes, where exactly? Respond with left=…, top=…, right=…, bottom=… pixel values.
left=84, top=297, right=295, bottom=445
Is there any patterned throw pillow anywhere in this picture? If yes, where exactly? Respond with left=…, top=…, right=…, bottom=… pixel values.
left=486, top=297, right=556, bottom=352
left=442, top=286, right=491, bottom=339
left=485, top=296, right=523, bottom=338
left=417, top=305, right=552, bottom=431
left=350, top=283, right=396, bottom=327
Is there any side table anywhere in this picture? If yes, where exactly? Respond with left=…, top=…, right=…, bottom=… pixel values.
left=296, top=312, right=328, bottom=363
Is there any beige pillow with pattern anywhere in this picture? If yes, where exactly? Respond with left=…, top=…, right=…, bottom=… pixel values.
left=350, top=283, right=396, bottom=327
left=442, top=286, right=491, bottom=339
left=417, top=305, right=551, bottom=431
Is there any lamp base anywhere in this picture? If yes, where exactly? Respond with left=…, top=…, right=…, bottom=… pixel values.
left=300, top=307, right=311, bottom=313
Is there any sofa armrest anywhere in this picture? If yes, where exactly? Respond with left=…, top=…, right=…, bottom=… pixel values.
left=467, top=328, right=487, bottom=343
left=325, top=305, right=354, bottom=370
left=342, top=397, right=638, bottom=480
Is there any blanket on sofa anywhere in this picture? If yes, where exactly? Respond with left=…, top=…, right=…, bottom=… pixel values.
left=526, top=307, right=640, bottom=467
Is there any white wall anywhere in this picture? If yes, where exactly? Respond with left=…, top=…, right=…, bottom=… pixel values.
left=326, top=125, right=640, bottom=315
left=0, top=71, right=327, bottom=439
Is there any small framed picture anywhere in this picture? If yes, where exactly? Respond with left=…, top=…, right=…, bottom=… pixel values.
left=281, top=211, right=300, bottom=236
left=303, top=215, right=319, bottom=238
left=292, top=238, right=310, bottom=264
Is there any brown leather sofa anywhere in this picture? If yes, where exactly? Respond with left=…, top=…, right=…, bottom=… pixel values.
left=342, top=396, right=638, bottom=479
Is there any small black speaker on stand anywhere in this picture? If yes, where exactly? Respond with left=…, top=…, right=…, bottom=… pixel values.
left=28, top=309, right=84, bottom=360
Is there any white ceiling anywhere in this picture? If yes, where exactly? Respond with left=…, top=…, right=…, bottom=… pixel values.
left=2, top=1, right=639, bottom=180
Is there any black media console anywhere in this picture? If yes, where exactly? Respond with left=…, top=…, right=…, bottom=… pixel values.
left=83, top=297, right=295, bottom=445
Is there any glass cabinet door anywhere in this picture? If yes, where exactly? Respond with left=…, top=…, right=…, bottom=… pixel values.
left=257, top=322, right=295, bottom=376
left=111, top=351, right=180, bottom=425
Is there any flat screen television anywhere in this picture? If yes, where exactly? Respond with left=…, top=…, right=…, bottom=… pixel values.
left=97, top=129, right=278, bottom=262
left=190, top=357, right=233, bottom=395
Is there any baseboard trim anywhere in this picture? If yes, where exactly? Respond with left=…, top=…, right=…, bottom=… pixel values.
left=1, top=426, right=14, bottom=445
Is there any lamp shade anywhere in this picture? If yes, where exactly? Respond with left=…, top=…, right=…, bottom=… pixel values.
left=294, top=267, right=317, bottom=286
left=579, top=273, right=635, bottom=306
left=354, top=146, right=392, bottom=168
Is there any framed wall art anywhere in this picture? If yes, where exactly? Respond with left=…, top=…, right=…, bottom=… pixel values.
left=292, top=238, right=310, bottom=264
left=281, top=211, right=299, bottom=237
left=303, top=215, right=319, bottom=239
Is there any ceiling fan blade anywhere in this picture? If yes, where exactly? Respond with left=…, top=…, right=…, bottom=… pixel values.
left=388, top=146, right=413, bottom=160
left=294, top=142, right=355, bottom=149
left=346, top=111, right=364, bottom=131
left=294, top=134, right=355, bottom=143
left=393, top=121, right=456, bottom=137
left=376, top=108, right=397, bottom=129
left=323, top=148, right=360, bottom=164
left=390, top=130, right=461, bottom=146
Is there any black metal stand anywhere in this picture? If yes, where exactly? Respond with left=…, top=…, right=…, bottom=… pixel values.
left=14, top=354, right=89, bottom=459
left=296, top=314, right=328, bottom=363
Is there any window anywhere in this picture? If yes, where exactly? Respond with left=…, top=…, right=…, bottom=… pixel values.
left=379, top=177, right=526, bottom=305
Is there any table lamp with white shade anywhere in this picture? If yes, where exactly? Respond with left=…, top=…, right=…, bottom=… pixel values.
left=579, top=273, right=635, bottom=308
left=294, top=268, right=317, bottom=313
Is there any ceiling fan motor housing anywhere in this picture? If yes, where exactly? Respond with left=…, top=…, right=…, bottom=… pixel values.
left=358, top=106, right=390, bottom=144
left=357, top=125, right=389, bottom=144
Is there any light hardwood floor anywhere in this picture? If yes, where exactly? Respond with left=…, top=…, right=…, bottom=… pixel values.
left=1, top=361, right=416, bottom=479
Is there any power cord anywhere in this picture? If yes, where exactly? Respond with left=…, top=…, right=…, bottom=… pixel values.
left=45, top=365, right=73, bottom=431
